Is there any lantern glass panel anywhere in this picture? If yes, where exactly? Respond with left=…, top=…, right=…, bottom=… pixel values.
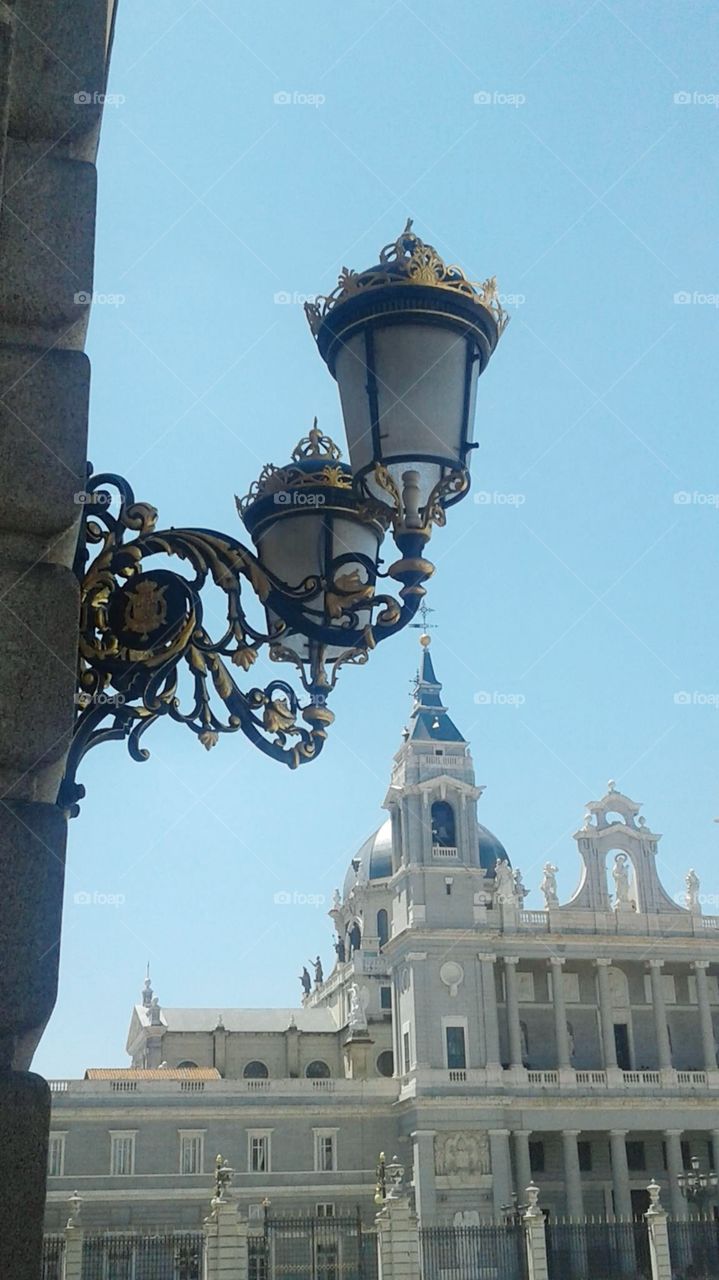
left=255, top=509, right=381, bottom=662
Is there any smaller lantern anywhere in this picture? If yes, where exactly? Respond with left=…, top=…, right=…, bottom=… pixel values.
left=238, top=423, right=389, bottom=678
left=305, top=221, right=508, bottom=531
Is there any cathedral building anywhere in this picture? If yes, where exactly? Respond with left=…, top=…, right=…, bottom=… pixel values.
left=45, top=639, right=719, bottom=1230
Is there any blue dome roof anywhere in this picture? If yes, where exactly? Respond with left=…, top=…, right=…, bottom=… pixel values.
left=479, top=823, right=510, bottom=876
left=343, top=819, right=393, bottom=897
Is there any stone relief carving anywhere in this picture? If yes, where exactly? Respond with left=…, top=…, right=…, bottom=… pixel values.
left=434, top=1132, right=490, bottom=1178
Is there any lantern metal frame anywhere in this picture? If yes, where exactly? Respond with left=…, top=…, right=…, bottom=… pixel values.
left=60, top=225, right=507, bottom=814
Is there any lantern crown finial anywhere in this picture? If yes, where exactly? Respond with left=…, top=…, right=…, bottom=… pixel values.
left=305, top=222, right=509, bottom=339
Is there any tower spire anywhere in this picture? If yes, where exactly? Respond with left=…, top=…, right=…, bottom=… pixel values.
left=406, top=632, right=466, bottom=744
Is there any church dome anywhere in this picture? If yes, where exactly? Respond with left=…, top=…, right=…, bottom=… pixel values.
left=343, top=819, right=393, bottom=897
left=478, top=823, right=510, bottom=876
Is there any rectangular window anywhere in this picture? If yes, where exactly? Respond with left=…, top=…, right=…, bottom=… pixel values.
left=445, top=1025, right=467, bottom=1070
left=47, top=1134, right=66, bottom=1178
left=314, top=1130, right=337, bottom=1172
left=317, top=1203, right=336, bottom=1217
left=380, top=986, right=392, bottom=1010
left=110, top=1132, right=136, bottom=1176
left=626, top=1141, right=646, bottom=1172
left=248, top=1132, right=271, bottom=1173
left=402, top=1028, right=411, bottom=1074
left=529, top=1141, right=545, bottom=1174
left=681, top=1141, right=692, bottom=1170
left=179, top=1131, right=205, bottom=1175
left=578, top=1141, right=592, bottom=1172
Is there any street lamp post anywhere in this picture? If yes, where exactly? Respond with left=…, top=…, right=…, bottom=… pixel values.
left=374, top=1151, right=406, bottom=1205
left=60, top=222, right=507, bottom=812
left=677, top=1155, right=719, bottom=1213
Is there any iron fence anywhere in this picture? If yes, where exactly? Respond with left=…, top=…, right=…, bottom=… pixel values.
left=545, top=1220, right=651, bottom=1280
left=261, top=1212, right=378, bottom=1280
left=81, top=1231, right=204, bottom=1279
left=42, top=1234, right=65, bottom=1280
left=668, top=1217, right=719, bottom=1279
left=421, top=1222, right=529, bottom=1280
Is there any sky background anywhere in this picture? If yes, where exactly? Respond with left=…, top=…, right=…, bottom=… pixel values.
left=36, top=0, right=719, bottom=1077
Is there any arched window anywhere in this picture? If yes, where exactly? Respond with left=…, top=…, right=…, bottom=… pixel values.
left=348, top=921, right=362, bottom=955
left=377, top=908, right=389, bottom=949
left=431, top=800, right=456, bottom=848
left=243, top=1060, right=268, bottom=1079
left=377, top=1050, right=394, bottom=1078
left=176, top=1060, right=198, bottom=1069
left=305, top=1060, right=331, bottom=1079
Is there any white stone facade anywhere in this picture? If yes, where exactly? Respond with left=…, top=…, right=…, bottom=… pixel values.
left=46, top=644, right=719, bottom=1229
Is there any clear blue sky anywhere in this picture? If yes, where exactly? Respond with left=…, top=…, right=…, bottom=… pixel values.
left=36, top=1, right=719, bottom=1077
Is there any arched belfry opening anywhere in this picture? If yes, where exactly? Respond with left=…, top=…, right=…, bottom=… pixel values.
left=431, top=799, right=456, bottom=849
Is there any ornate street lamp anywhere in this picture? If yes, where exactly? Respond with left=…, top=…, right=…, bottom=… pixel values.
left=678, top=1155, right=719, bottom=1211
left=374, top=1151, right=406, bottom=1204
left=60, top=223, right=507, bottom=813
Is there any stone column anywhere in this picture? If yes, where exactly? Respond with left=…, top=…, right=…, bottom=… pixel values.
left=595, top=959, right=618, bottom=1072
left=663, top=1130, right=687, bottom=1220
left=204, top=1197, right=247, bottom=1280
left=648, top=961, right=673, bottom=1073
left=411, top=1130, right=437, bottom=1225
left=62, top=1224, right=84, bottom=1280
left=549, top=958, right=572, bottom=1072
left=479, top=954, right=502, bottom=1078
left=489, top=1129, right=513, bottom=1217
left=514, top=1130, right=533, bottom=1202
left=523, top=1184, right=550, bottom=1280
left=645, top=1180, right=672, bottom=1280
left=609, top=1130, right=633, bottom=1221
left=561, top=1130, right=584, bottom=1220
left=0, top=5, right=115, bottom=1276
left=711, top=1129, right=719, bottom=1176
left=505, top=957, right=524, bottom=1070
left=692, top=962, right=717, bottom=1074
left=376, top=1192, right=421, bottom=1280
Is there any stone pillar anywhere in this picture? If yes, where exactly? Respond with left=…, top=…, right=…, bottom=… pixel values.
left=561, top=1130, right=584, bottom=1220
left=514, top=1130, right=533, bottom=1202
left=62, top=1223, right=84, bottom=1280
left=549, top=958, right=572, bottom=1071
left=489, top=1129, right=513, bottom=1217
left=692, top=962, right=717, bottom=1074
left=204, top=1197, right=247, bottom=1280
left=523, top=1184, right=549, bottom=1280
left=595, top=959, right=618, bottom=1072
left=664, top=1130, right=687, bottom=1220
left=645, top=1179, right=672, bottom=1280
left=479, top=954, right=501, bottom=1076
left=410, top=1130, right=437, bottom=1225
left=711, top=1128, right=719, bottom=1176
left=648, top=961, right=673, bottom=1073
left=0, top=4, right=115, bottom=1275
left=376, top=1192, right=421, bottom=1280
left=610, top=1130, right=633, bottom=1220
left=505, top=957, right=524, bottom=1070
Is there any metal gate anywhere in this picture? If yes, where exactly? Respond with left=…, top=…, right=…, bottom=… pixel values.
left=668, top=1218, right=719, bottom=1280
left=42, top=1235, right=65, bottom=1280
left=81, top=1231, right=204, bottom=1279
left=545, top=1221, right=651, bottom=1280
left=420, top=1223, right=529, bottom=1280
left=257, top=1212, right=378, bottom=1280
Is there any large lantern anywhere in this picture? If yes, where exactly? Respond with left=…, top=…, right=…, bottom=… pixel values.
left=305, top=220, right=508, bottom=528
